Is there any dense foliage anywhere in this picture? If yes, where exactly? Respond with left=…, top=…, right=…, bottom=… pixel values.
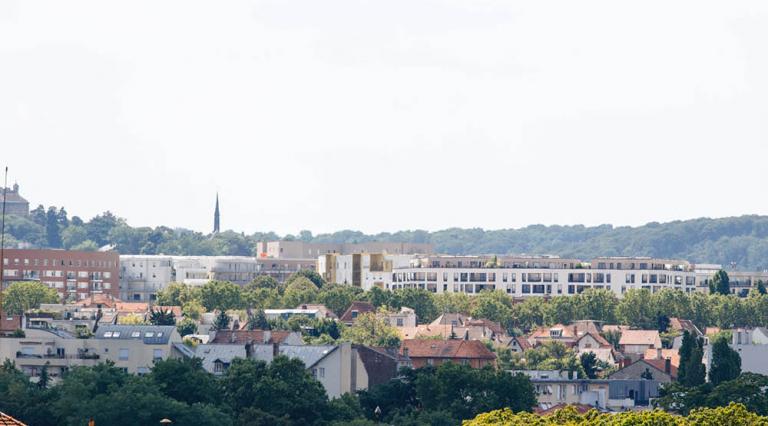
left=158, top=277, right=768, bottom=339
left=656, top=374, right=768, bottom=416
left=8, top=208, right=768, bottom=270
left=1, top=281, right=59, bottom=315
left=0, top=357, right=536, bottom=426
left=463, top=403, right=768, bottom=425
left=358, top=363, right=537, bottom=424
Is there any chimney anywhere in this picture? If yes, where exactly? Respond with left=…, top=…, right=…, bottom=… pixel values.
left=664, top=358, right=671, bottom=374
left=656, top=348, right=663, bottom=359
left=272, top=342, right=280, bottom=358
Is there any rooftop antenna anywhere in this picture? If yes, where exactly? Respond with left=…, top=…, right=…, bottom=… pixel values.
left=0, top=166, right=8, bottom=316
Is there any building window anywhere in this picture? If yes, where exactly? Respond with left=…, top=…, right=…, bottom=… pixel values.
left=119, top=348, right=129, bottom=360
left=319, top=367, right=325, bottom=378
left=153, top=349, right=163, bottom=360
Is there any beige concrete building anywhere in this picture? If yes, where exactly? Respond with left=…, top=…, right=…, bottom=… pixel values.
left=0, top=325, right=182, bottom=381
left=259, top=241, right=432, bottom=260
left=318, top=253, right=413, bottom=290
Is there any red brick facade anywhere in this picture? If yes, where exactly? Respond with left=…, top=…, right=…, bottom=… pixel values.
left=1, top=249, right=119, bottom=301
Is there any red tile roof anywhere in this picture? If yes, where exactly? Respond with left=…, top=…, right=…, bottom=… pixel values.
left=152, top=305, right=182, bottom=318
left=0, top=412, right=26, bottom=426
left=644, top=358, right=678, bottom=379
left=73, top=294, right=121, bottom=309
left=400, top=339, right=496, bottom=360
left=116, top=302, right=149, bottom=314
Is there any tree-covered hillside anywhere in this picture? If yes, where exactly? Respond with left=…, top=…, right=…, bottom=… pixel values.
left=4, top=206, right=768, bottom=270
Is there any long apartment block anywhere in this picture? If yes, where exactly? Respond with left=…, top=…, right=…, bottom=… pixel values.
left=320, top=254, right=768, bottom=297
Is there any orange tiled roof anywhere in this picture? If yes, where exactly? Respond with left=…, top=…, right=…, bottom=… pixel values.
left=400, top=339, right=496, bottom=360
left=116, top=302, right=149, bottom=314
left=73, top=294, right=120, bottom=309
left=619, top=330, right=660, bottom=346
left=0, top=411, right=26, bottom=426
left=643, top=348, right=680, bottom=368
left=152, top=305, right=182, bottom=318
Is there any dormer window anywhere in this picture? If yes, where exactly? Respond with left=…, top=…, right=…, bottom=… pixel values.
left=550, top=329, right=562, bottom=338
left=351, top=310, right=359, bottom=318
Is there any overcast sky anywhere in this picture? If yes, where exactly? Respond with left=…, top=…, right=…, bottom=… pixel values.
left=1, top=1, right=767, bottom=236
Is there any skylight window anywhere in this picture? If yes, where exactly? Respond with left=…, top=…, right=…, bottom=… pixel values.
left=103, top=331, right=113, bottom=338
left=131, top=331, right=141, bottom=338
left=145, top=332, right=155, bottom=338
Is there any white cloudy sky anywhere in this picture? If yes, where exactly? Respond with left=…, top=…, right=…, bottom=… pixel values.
left=1, top=1, right=767, bottom=235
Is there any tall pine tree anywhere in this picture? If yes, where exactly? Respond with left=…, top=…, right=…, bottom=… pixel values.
left=709, top=337, right=741, bottom=385
left=677, top=330, right=693, bottom=384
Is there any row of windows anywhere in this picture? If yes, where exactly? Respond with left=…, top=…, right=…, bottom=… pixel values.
left=3, top=258, right=116, bottom=268
left=2, top=270, right=111, bottom=279
left=393, top=271, right=700, bottom=286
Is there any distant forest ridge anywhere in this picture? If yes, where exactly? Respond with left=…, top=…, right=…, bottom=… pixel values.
left=3, top=206, right=768, bottom=271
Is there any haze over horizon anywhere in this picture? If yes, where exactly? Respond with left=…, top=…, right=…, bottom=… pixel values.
left=2, top=0, right=767, bottom=235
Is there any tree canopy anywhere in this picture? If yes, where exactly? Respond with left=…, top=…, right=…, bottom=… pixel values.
left=1, top=281, right=60, bottom=315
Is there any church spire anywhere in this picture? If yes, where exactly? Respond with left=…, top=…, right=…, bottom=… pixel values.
left=213, top=193, right=220, bottom=234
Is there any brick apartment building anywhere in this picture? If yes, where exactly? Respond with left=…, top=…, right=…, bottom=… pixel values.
left=1, top=249, right=120, bottom=331
left=1, top=249, right=119, bottom=299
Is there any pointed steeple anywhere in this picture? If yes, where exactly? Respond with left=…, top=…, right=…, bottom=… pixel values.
left=213, top=193, right=220, bottom=234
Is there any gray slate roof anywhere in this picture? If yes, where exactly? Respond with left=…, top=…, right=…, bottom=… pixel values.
left=95, top=325, right=176, bottom=344
left=194, top=344, right=247, bottom=372
left=279, top=345, right=337, bottom=368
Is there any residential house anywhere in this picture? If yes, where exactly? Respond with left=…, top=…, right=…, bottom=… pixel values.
left=609, top=358, right=676, bottom=383
left=514, top=370, right=661, bottom=410
left=340, top=301, right=376, bottom=325
left=192, top=342, right=400, bottom=398
left=0, top=325, right=181, bottom=381
left=431, top=313, right=469, bottom=327
left=668, top=318, right=703, bottom=349
left=705, top=328, right=768, bottom=376
left=515, top=370, right=609, bottom=410
left=400, top=339, right=496, bottom=369
left=529, top=321, right=612, bottom=351
left=618, top=330, right=661, bottom=356
left=381, top=307, right=417, bottom=328
left=502, top=334, right=532, bottom=353
left=295, top=304, right=338, bottom=320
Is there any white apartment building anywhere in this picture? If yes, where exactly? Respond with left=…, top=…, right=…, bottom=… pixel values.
left=119, top=256, right=174, bottom=301
left=120, top=256, right=258, bottom=301
left=694, top=264, right=768, bottom=296
left=387, top=256, right=700, bottom=297
left=318, top=253, right=414, bottom=290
